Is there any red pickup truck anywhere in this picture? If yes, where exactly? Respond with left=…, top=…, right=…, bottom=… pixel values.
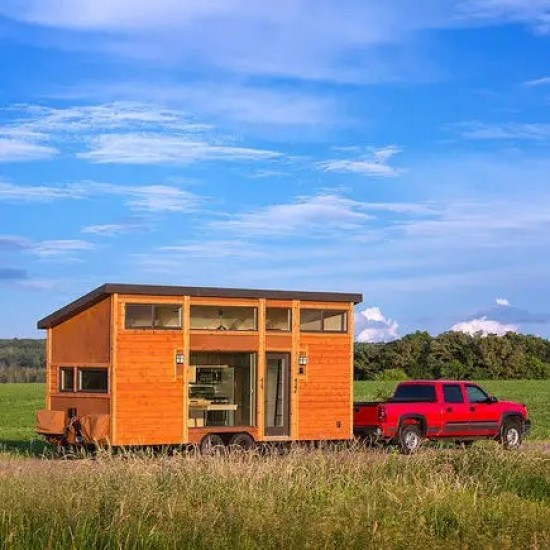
left=354, top=380, right=530, bottom=453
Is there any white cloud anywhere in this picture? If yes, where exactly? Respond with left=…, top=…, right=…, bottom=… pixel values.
left=355, top=306, right=400, bottom=343
left=317, top=146, right=402, bottom=177
left=1, top=102, right=279, bottom=166
left=0, top=181, right=85, bottom=201
left=457, top=121, right=550, bottom=141
left=451, top=316, right=518, bottom=336
left=524, top=76, right=550, bottom=86
left=0, top=180, right=202, bottom=213
left=3, top=1, right=550, bottom=83
left=0, top=138, right=58, bottom=162
left=213, top=194, right=373, bottom=237
left=28, top=239, right=95, bottom=258
left=82, top=221, right=146, bottom=236
left=496, top=297, right=510, bottom=306
left=78, top=133, right=280, bottom=165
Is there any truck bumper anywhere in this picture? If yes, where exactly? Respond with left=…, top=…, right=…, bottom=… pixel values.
left=354, top=426, right=383, bottom=441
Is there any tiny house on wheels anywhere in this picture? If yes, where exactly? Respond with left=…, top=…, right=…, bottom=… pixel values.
left=36, top=283, right=362, bottom=450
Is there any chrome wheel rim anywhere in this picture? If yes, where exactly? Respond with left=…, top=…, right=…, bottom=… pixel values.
left=506, top=427, right=520, bottom=447
left=404, top=431, right=419, bottom=450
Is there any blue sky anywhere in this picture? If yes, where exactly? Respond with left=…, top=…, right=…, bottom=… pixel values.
left=1, top=0, right=550, bottom=340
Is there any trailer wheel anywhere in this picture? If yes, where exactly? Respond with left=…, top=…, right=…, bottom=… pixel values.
left=199, top=434, right=225, bottom=455
left=397, top=424, right=422, bottom=454
left=228, top=432, right=255, bottom=451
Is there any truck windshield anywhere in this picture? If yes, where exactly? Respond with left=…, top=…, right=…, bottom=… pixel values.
left=392, top=384, right=436, bottom=403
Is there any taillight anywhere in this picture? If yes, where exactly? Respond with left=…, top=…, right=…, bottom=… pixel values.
left=378, top=406, right=387, bottom=423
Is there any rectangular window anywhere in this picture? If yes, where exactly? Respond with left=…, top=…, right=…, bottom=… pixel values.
left=59, top=367, right=74, bottom=392
left=125, top=304, right=182, bottom=329
left=466, top=385, right=489, bottom=403
left=188, top=353, right=256, bottom=427
left=392, top=384, right=436, bottom=403
left=300, top=309, right=348, bottom=333
left=443, top=384, right=464, bottom=403
left=300, top=309, right=323, bottom=331
left=190, top=306, right=257, bottom=331
left=78, top=368, right=108, bottom=393
left=266, top=308, right=292, bottom=331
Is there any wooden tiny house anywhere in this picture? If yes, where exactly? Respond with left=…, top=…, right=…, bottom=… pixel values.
left=36, top=284, right=362, bottom=448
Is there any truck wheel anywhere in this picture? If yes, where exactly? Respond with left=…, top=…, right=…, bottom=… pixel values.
left=228, top=432, right=255, bottom=451
left=398, top=424, right=422, bottom=454
left=199, top=434, right=225, bottom=455
left=501, top=420, right=522, bottom=450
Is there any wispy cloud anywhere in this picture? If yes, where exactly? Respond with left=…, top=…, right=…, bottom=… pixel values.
left=0, top=234, right=95, bottom=259
left=496, top=297, right=510, bottom=307
left=457, top=121, right=550, bottom=141
left=212, top=194, right=374, bottom=237
left=0, top=180, right=202, bottom=212
left=0, top=137, right=58, bottom=162
left=78, top=133, right=280, bottom=165
left=317, top=146, right=403, bottom=177
left=524, top=76, right=550, bottom=86
left=82, top=219, right=147, bottom=236
left=1, top=102, right=281, bottom=166
left=0, top=267, right=28, bottom=281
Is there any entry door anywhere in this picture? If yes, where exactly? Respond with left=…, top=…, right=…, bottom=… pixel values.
left=264, top=353, right=290, bottom=437
left=465, top=384, right=501, bottom=436
left=441, top=383, right=472, bottom=437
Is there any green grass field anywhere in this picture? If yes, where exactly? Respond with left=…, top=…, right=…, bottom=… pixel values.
left=0, top=380, right=549, bottom=454
left=0, top=382, right=549, bottom=548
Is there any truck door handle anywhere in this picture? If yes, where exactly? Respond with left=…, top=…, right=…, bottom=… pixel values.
left=470, top=407, right=475, bottom=412
left=446, top=407, right=453, bottom=413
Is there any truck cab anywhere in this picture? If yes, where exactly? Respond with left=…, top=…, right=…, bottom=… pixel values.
left=354, top=380, right=530, bottom=453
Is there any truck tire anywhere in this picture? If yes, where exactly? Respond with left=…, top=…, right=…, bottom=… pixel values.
left=398, top=424, right=422, bottom=454
left=228, top=432, right=255, bottom=451
left=501, top=419, right=523, bottom=450
left=199, top=434, right=225, bottom=455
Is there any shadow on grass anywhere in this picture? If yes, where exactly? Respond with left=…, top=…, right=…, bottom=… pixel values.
left=0, top=438, right=50, bottom=457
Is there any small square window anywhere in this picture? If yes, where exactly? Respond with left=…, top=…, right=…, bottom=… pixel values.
left=323, top=310, right=347, bottom=332
left=154, top=305, right=182, bottom=328
left=59, top=367, right=74, bottom=392
left=125, top=304, right=153, bottom=328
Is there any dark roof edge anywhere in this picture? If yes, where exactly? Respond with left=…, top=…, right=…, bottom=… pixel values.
left=37, top=283, right=363, bottom=329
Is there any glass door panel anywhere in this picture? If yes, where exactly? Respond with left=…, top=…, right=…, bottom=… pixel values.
left=264, top=353, right=290, bottom=437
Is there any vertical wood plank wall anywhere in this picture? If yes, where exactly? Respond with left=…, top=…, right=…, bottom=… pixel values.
left=114, top=295, right=184, bottom=446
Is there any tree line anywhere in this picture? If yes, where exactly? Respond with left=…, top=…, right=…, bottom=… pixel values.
left=355, top=331, right=550, bottom=380
left=0, top=339, right=45, bottom=383
left=2, top=332, right=550, bottom=383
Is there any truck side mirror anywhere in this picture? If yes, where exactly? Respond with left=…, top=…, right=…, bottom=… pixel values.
left=488, top=396, right=498, bottom=403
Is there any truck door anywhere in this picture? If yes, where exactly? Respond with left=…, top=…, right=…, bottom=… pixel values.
left=465, top=384, right=500, bottom=436
left=441, top=383, right=471, bottom=437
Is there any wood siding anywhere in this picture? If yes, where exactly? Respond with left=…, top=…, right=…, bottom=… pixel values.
left=296, top=330, right=353, bottom=441
left=113, top=295, right=184, bottom=446
left=51, top=396, right=110, bottom=417
left=51, top=297, right=111, bottom=364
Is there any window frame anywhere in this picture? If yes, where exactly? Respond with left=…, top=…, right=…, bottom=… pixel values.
left=77, top=368, right=109, bottom=394
left=59, top=367, right=75, bottom=393
left=299, top=308, right=348, bottom=333
left=124, top=303, right=182, bottom=330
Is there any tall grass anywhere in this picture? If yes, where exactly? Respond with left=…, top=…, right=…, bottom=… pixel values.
left=1, top=445, right=549, bottom=549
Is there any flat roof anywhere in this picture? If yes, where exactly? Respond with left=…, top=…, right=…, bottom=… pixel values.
left=37, top=283, right=363, bottom=329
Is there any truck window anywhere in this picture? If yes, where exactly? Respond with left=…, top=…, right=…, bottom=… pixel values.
left=443, top=384, right=464, bottom=403
left=466, top=385, right=489, bottom=403
left=392, top=384, right=436, bottom=402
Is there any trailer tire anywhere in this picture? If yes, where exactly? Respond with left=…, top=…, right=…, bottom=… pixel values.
left=397, top=424, right=422, bottom=454
left=228, top=432, right=255, bottom=451
left=199, top=434, right=226, bottom=455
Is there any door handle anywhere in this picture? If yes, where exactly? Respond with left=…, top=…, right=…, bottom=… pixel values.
left=446, top=407, right=453, bottom=413
left=470, top=407, right=475, bottom=412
